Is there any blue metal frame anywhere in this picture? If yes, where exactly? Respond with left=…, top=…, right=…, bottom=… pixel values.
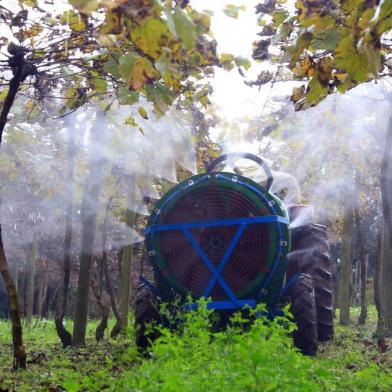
left=145, top=173, right=290, bottom=311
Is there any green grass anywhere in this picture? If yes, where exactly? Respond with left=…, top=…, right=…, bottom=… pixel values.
left=1, top=305, right=392, bottom=391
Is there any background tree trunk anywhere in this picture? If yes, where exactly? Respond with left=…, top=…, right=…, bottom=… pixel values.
left=0, top=52, right=34, bottom=368
left=354, top=171, right=368, bottom=325
left=118, top=181, right=136, bottom=331
left=374, top=228, right=382, bottom=327
left=98, top=197, right=123, bottom=339
left=339, top=182, right=354, bottom=325
left=91, top=274, right=109, bottom=341
left=55, top=120, right=75, bottom=347
left=12, top=258, right=19, bottom=293
left=36, top=263, right=46, bottom=320
left=0, top=226, right=26, bottom=369
left=379, top=115, right=392, bottom=336
left=26, top=234, right=37, bottom=324
left=72, top=112, right=106, bottom=346
left=357, top=254, right=368, bottom=325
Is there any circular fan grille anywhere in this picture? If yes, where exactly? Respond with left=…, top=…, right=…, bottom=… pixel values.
left=148, top=175, right=278, bottom=300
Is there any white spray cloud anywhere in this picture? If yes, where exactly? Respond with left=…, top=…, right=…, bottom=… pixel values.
left=219, top=80, right=392, bottom=228
left=0, top=100, right=197, bottom=264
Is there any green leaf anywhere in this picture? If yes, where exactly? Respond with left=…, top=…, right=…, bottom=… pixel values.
left=271, top=22, right=292, bottom=44
left=146, top=83, right=173, bottom=114
left=118, top=52, right=139, bottom=82
left=119, top=86, right=139, bottom=105
left=335, top=35, right=369, bottom=82
left=223, top=4, right=246, bottom=19
left=69, top=0, right=98, bottom=15
left=378, top=15, right=392, bottom=34
left=290, top=32, right=313, bottom=63
left=220, top=53, right=235, bottom=70
left=312, top=29, right=340, bottom=51
left=272, top=10, right=288, bottom=27
left=234, top=56, right=251, bottom=70
left=155, top=55, right=178, bottom=86
left=306, top=76, right=328, bottom=105
left=173, top=7, right=196, bottom=51
left=104, top=54, right=121, bottom=79
left=89, top=78, right=107, bottom=94
left=138, top=107, right=148, bottom=119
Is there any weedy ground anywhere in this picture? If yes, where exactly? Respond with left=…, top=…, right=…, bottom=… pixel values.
left=0, top=305, right=391, bottom=392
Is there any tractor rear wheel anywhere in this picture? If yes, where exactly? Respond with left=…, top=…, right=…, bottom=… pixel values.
left=134, top=283, right=162, bottom=352
left=311, top=224, right=334, bottom=341
left=287, top=273, right=318, bottom=355
left=290, top=224, right=334, bottom=342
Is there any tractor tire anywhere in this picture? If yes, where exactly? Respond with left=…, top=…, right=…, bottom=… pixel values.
left=134, top=283, right=162, bottom=352
left=290, top=224, right=334, bottom=342
left=287, top=273, right=318, bottom=356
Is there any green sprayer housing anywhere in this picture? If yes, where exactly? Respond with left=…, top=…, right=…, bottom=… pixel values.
left=139, top=153, right=334, bottom=355
left=144, top=154, right=291, bottom=311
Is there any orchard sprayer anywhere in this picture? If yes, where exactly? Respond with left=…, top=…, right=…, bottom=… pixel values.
left=136, top=153, right=333, bottom=354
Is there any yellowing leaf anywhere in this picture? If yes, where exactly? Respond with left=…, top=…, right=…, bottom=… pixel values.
left=19, top=0, right=37, bottom=7
left=0, top=89, right=8, bottom=103
left=138, top=107, right=148, bottom=119
left=119, top=52, right=157, bottom=89
left=23, top=24, right=43, bottom=38
left=317, top=56, right=334, bottom=85
left=199, top=95, right=210, bottom=107
left=334, top=72, right=347, bottom=81
left=134, top=58, right=157, bottom=90
left=131, top=19, right=169, bottom=59
left=292, top=53, right=314, bottom=78
left=124, top=117, right=138, bottom=127
left=100, top=10, right=121, bottom=34
left=61, top=10, right=86, bottom=31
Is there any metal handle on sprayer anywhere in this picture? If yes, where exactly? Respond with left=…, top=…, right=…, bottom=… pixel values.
left=205, top=153, right=273, bottom=191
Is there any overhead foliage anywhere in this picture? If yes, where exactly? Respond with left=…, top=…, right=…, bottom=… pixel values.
left=0, top=0, right=243, bottom=118
left=253, top=0, right=392, bottom=109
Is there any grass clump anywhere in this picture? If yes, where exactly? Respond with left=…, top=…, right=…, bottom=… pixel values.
left=1, top=304, right=392, bottom=391
left=114, top=303, right=327, bottom=392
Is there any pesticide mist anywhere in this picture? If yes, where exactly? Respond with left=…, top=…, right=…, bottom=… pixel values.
left=0, top=102, right=197, bottom=271
left=219, top=80, right=392, bottom=230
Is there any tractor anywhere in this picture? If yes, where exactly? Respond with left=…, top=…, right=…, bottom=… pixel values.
left=135, top=153, right=333, bottom=355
